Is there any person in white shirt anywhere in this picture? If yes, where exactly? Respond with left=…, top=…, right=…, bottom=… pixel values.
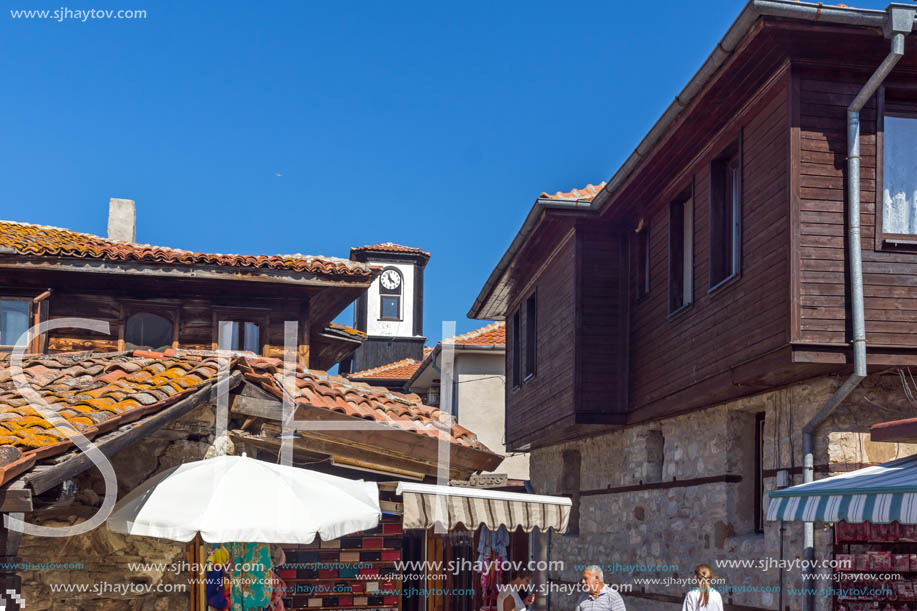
left=682, top=564, right=723, bottom=611
left=497, top=568, right=534, bottom=611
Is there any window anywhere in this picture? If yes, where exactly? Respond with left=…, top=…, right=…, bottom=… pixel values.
left=511, top=309, right=521, bottom=389
left=727, top=409, right=765, bottom=536
left=669, top=187, right=694, bottom=313
left=213, top=308, right=269, bottom=355
left=878, top=91, right=917, bottom=245
left=633, top=221, right=650, bottom=300
left=380, top=296, right=400, bottom=320
left=379, top=267, right=403, bottom=321
left=710, top=138, right=742, bottom=288
left=524, top=292, right=536, bottom=379
left=218, top=320, right=260, bottom=353
left=124, top=312, right=173, bottom=351
left=0, top=299, right=30, bottom=349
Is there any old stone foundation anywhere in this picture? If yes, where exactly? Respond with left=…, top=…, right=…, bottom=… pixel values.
left=530, top=373, right=917, bottom=611
left=18, top=403, right=219, bottom=610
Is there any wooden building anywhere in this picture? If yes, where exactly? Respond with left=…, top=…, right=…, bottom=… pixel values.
left=470, top=3, right=917, bottom=611
left=0, top=204, right=502, bottom=610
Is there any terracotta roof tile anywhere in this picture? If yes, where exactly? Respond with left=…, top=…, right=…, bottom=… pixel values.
left=402, top=322, right=506, bottom=382
left=539, top=182, right=607, bottom=202
left=347, top=358, right=423, bottom=381
left=450, top=321, right=505, bottom=347
left=0, top=350, right=221, bottom=458
left=0, top=221, right=373, bottom=279
left=355, top=323, right=505, bottom=386
left=0, top=350, right=493, bottom=461
left=350, top=243, right=431, bottom=258
left=238, top=357, right=488, bottom=450
left=328, top=323, right=367, bottom=338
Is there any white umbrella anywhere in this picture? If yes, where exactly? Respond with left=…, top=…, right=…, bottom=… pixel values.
left=107, top=454, right=381, bottom=543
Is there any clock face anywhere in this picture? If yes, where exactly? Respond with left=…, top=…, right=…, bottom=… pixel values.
left=380, top=269, right=401, bottom=290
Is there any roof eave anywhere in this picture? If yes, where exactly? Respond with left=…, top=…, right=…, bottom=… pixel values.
left=406, top=343, right=506, bottom=388
left=0, top=254, right=378, bottom=288
left=467, top=198, right=594, bottom=320
left=470, top=0, right=901, bottom=322
left=589, top=0, right=890, bottom=214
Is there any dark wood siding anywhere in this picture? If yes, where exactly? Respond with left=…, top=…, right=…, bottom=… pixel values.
left=623, top=68, right=791, bottom=421
left=505, top=231, right=577, bottom=449
left=0, top=269, right=317, bottom=366
left=795, top=68, right=917, bottom=349
left=577, top=223, right=628, bottom=417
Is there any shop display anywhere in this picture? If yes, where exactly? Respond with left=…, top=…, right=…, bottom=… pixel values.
left=834, top=521, right=917, bottom=610
left=279, top=516, right=402, bottom=611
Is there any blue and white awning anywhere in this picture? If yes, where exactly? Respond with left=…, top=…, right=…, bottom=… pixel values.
left=767, top=455, right=917, bottom=524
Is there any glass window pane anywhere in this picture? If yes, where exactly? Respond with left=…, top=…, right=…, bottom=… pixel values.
left=242, top=322, right=259, bottom=353
left=125, top=312, right=173, bottom=351
left=381, top=296, right=399, bottom=319
left=0, top=301, right=29, bottom=347
left=884, top=114, right=917, bottom=234
left=217, top=320, right=237, bottom=351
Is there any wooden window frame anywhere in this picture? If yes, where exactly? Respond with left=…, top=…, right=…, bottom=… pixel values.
left=709, top=133, right=744, bottom=292
left=0, top=297, right=33, bottom=351
left=510, top=308, right=521, bottom=390
left=524, top=291, right=537, bottom=381
left=632, top=221, right=651, bottom=302
left=875, top=85, right=917, bottom=251
left=119, top=300, right=180, bottom=352
left=211, top=307, right=270, bottom=355
left=668, top=182, right=695, bottom=315
left=379, top=295, right=402, bottom=322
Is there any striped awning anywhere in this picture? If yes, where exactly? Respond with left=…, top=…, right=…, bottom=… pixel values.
left=768, top=455, right=917, bottom=524
left=395, top=482, right=571, bottom=532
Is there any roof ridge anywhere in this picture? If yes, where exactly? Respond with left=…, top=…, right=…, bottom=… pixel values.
left=350, top=242, right=431, bottom=257
left=0, top=220, right=374, bottom=276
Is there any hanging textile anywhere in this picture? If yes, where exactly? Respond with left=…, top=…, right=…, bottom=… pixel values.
left=226, top=542, right=273, bottom=610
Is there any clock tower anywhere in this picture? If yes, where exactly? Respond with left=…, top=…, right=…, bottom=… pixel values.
left=340, top=243, right=430, bottom=373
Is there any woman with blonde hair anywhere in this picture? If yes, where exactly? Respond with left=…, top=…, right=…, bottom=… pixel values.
left=682, top=564, right=723, bottom=611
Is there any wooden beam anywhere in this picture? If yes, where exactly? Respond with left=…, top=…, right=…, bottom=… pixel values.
left=233, top=387, right=502, bottom=474
left=0, top=483, right=31, bottom=513
left=239, top=425, right=464, bottom=480
left=231, top=384, right=283, bottom=420
left=22, top=373, right=242, bottom=495
left=292, top=404, right=502, bottom=474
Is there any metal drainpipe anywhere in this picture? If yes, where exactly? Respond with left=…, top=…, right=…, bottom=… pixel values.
left=800, top=9, right=913, bottom=611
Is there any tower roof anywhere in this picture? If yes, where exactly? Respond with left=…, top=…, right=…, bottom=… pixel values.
left=350, top=242, right=431, bottom=260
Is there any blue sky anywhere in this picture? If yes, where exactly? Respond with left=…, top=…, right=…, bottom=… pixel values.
left=1, top=0, right=895, bottom=345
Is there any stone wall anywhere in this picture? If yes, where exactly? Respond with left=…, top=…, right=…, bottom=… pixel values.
left=530, top=373, right=917, bottom=611
left=18, top=403, right=218, bottom=610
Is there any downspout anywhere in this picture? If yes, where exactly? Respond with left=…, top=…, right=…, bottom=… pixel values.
left=801, top=8, right=914, bottom=611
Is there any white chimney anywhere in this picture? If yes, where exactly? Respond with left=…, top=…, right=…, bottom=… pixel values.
left=107, top=198, right=136, bottom=242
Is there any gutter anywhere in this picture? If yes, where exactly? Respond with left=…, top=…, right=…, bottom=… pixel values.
left=469, top=0, right=912, bottom=320
left=799, top=9, right=913, bottom=611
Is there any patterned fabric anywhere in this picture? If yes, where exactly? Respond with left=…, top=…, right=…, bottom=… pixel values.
left=268, top=573, right=287, bottom=611
left=227, top=542, right=273, bottom=610
left=767, top=455, right=917, bottom=524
